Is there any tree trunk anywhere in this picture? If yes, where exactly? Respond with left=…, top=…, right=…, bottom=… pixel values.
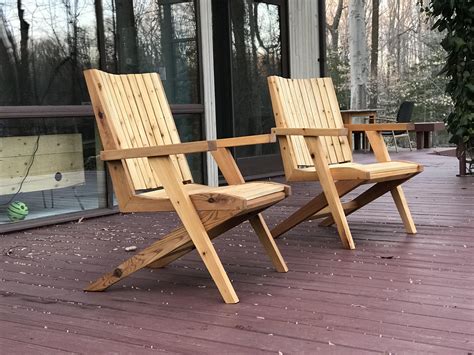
left=17, top=0, right=31, bottom=104
left=327, top=0, right=345, bottom=52
left=115, top=0, right=138, bottom=73
left=369, top=0, right=379, bottom=108
left=348, top=0, right=368, bottom=109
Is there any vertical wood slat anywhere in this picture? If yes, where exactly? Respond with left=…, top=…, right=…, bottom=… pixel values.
left=314, top=79, right=344, bottom=162
left=108, top=73, right=154, bottom=189
left=117, top=75, right=157, bottom=188
left=287, top=79, right=313, bottom=166
left=285, top=79, right=313, bottom=166
left=323, top=78, right=352, bottom=162
left=301, top=80, right=333, bottom=162
left=129, top=74, right=182, bottom=185
left=148, top=73, right=193, bottom=182
left=100, top=71, right=147, bottom=189
left=268, top=76, right=353, bottom=171
left=277, top=78, right=308, bottom=167
left=88, top=70, right=194, bottom=192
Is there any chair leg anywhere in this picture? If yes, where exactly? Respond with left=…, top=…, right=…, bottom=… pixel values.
left=85, top=226, right=192, bottom=292
left=318, top=178, right=355, bottom=249
left=271, top=180, right=360, bottom=238
left=148, top=209, right=260, bottom=269
left=392, top=131, right=398, bottom=152
left=249, top=214, right=288, bottom=272
left=391, top=185, right=417, bottom=234
left=406, top=131, right=413, bottom=151
left=320, top=178, right=409, bottom=226
left=271, top=193, right=328, bottom=238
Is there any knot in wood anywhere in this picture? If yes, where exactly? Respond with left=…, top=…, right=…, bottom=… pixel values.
left=98, top=111, right=104, bottom=119
left=113, top=268, right=123, bottom=277
left=208, top=197, right=216, bottom=203
left=310, top=153, right=315, bottom=158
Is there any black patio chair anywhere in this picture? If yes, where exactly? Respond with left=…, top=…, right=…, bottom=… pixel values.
left=379, top=101, right=414, bottom=152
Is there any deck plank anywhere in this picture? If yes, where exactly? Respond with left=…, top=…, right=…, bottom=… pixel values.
left=1, top=150, right=473, bottom=353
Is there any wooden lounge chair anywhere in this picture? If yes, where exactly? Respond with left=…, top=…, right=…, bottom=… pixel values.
left=267, top=76, right=423, bottom=249
left=83, top=69, right=289, bottom=303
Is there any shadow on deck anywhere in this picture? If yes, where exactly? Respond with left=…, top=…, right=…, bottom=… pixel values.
left=1, top=149, right=473, bottom=353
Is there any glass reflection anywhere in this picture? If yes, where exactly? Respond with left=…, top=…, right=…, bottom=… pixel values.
left=0, top=0, right=199, bottom=105
left=0, top=117, right=106, bottom=225
left=231, top=1, right=282, bottom=157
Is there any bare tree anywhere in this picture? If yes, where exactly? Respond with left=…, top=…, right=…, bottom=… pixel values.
left=327, top=0, right=345, bottom=52
left=348, top=0, right=368, bottom=109
left=17, top=0, right=32, bottom=104
left=369, top=0, right=379, bottom=107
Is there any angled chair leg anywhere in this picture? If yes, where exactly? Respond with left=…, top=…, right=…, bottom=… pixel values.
left=305, top=137, right=355, bottom=249
left=271, top=180, right=360, bottom=238
left=85, top=226, right=192, bottom=292
left=148, top=209, right=263, bottom=269
left=271, top=192, right=328, bottom=238
left=391, top=185, right=417, bottom=234
left=249, top=214, right=288, bottom=272
left=149, top=157, right=239, bottom=303
left=320, top=178, right=410, bottom=226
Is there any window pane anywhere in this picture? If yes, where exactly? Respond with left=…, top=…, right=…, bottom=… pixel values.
left=103, top=0, right=200, bottom=103
left=0, top=1, right=98, bottom=106
left=0, top=116, right=107, bottom=225
left=230, top=1, right=282, bottom=157
left=174, top=113, right=204, bottom=183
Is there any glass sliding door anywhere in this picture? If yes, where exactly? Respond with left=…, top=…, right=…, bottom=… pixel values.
left=0, top=0, right=205, bottom=231
left=213, top=0, right=288, bottom=177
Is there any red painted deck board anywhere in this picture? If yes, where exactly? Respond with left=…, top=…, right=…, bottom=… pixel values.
left=1, top=150, right=473, bottom=353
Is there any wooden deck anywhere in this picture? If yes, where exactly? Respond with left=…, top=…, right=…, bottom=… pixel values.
left=1, top=150, right=473, bottom=353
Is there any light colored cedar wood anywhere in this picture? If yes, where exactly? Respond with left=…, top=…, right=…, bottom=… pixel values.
left=267, top=77, right=299, bottom=178
left=215, top=134, right=275, bottom=148
left=84, top=69, right=290, bottom=303
left=366, top=131, right=417, bottom=233
left=304, top=136, right=355, bottom=249
left=211, top=147, right=288, bottom=273
left=271, top=180, right=362, bottom=238
left=345, top=123, right=415, bottom=131
left=272, top=127, right=348, bottom=137
left=268, top=75, right=423, bottom=249
left=100, top=140, right=216, bottom=161
left=147, top=156, right=238, bottom=304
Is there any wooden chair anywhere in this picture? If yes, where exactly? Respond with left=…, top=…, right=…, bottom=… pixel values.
left=84, top=69, right=289, bottom=303
left=267, top=76, right=423, bottom=249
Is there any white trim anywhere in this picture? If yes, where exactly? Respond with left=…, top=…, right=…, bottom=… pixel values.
left=199, top=0, right=218, bottom=186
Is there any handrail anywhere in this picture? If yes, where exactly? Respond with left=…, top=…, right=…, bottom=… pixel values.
left=0, top=104, right=204, bottom=119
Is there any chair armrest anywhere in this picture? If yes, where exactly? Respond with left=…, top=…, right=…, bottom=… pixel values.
left=215, top=134, right=276, bottom=148
left=344, top=123, right=414, bottom=131
left=272, top=127, right=348, bottom=137
left=100, top=140, right=216, bottom=161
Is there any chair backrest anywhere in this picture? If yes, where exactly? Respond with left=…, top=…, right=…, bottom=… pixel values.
left=84, top=69, right=193, bottom=198
left=396, top=101, right=414, bottom=123
left=268, top=76, right=352, bottom=171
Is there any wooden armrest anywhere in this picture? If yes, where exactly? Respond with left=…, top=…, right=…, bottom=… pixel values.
left=344, top=123, right=414, bottom=131
left=215, top=134, right=276, bottom=148
left=272, top=127, right=348, bottom=137
left=100, top=140, right=216, bottom=161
